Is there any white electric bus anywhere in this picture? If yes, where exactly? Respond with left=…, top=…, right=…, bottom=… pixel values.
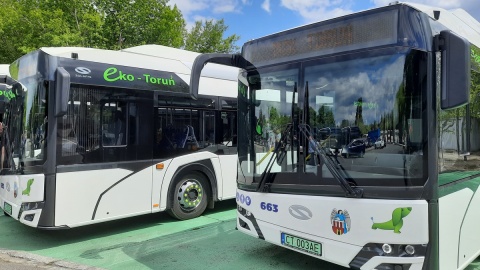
left=190, top=2, right=480, bottom=270
left=0, top=45, right=238, bottom=228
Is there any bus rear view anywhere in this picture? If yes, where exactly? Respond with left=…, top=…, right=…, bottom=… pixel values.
left=189, top=2, right=480, bottom=270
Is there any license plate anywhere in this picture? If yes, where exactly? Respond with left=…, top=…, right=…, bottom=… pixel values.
left=3, top=202, right=12, bottom=216
left=281, top=232, right=322, bottom=256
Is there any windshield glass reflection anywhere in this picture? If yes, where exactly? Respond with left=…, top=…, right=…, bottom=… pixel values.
left=238, top=48, right=428, bottom=188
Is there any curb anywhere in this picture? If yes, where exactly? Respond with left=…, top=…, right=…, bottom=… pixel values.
left=0, top=249, right=103, bottom=270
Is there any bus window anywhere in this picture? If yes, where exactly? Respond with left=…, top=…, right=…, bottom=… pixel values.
left=155, top=107, right=202, bottom=158
left=220, top=111, right=236, bottom=147
left=102, top=102, right=126, bottom=147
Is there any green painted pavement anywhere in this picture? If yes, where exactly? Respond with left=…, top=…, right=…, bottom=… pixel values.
left=1, top=200, right=480, bottom=269
left=0, top=200, right=342, bottom=269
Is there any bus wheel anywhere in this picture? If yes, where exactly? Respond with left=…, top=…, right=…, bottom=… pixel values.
left=168, top=172, right=209, bottom=220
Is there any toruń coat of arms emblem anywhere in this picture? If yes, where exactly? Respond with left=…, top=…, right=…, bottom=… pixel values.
left=330, top=208, right=351, bottom=235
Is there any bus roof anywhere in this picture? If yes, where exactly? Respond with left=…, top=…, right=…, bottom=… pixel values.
left=402, top=2, right=480, bottom=48
left=40, top=45, right=238, bottom=82
left=244, top=2, right=480, bottom=49
left=0, top=64, right=10, bottom=76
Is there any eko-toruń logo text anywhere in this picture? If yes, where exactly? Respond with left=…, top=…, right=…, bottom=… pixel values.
left=103, top=67, right=176, bottom=86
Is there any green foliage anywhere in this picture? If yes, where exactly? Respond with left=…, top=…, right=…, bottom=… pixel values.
left=471, top=46, right=480, bottom=118
left=0, top=0, right=105, bottom=63
left=185, top=19, right=240, bottom=53
left=316, top=105, right=335, bottom=128
left=0, top=0, right=240, bottom=63
left=267, top=107, right=290, bottom=133
left=94, top=0, right=186, bottom=49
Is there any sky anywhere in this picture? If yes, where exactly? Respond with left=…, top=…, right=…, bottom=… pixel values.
left=167, top=0, right=480, bottom=49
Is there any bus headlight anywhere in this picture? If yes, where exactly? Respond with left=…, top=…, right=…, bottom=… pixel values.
left=405, top=245, right=415, bottom=255
left=382, top=243, right=393, bottom=254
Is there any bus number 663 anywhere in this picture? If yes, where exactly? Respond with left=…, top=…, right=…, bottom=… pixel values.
left=260, top=202, right=279, bottom=212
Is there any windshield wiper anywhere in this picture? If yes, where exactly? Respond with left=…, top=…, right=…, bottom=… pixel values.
left=298, top=124, right=362, bottom=198
left=301, top=81, right=362, bottom=198
left=256, top=83, right=298, bottom=193
left=256, top=123, right=293, bottom=192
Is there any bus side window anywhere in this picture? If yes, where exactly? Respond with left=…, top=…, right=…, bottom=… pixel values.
left=102, top=102, right=126, bottom=147
left=220, top=111, right=236, bottom=147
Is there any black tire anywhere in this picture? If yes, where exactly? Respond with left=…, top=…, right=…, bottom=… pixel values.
left=167, top=172, right=210, bottom=220
left=360, top=151, right=364, bottom=158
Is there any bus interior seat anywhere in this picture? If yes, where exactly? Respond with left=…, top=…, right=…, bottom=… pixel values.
left=116, top=133, right=124, bottom=145
left=175, top=126, right=189, bottom=148
left=186, top=125, right=199, bottom=148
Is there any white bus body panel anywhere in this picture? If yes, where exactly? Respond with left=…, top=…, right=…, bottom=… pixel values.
left=159, top=151, right=236, bottom=211
left=0, top=174, right=45, bottom=227
left=1, top=153, right=236, bottom=228
left=458, top=188, right=480, bottom=268
left=440, top=186, right=480, bottom=270
left=236, top=190, right=428, bottom=269
left=94, top=167, right=153, bottom=221
left=151, top=159, right=172, bottom=213
left=55, top=167, right=152, bottom=227
left=439, top=188, right=471, bottom=270
left=218, top=155, right=237, bottom=199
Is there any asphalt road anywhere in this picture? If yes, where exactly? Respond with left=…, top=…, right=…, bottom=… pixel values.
left=1, top=199, right=480, bottom=270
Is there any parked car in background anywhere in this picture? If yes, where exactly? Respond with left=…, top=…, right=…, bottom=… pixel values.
left=374, top=137, right=386, bottom=149
left=341, top=139, right=366, bottom=158
left=360, top=137, right=373, bottom=148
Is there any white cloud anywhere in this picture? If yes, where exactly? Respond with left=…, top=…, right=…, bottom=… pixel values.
left=280, top=0, right=354, bottom=23
left=212, top=0, right=238, bottom=13
left=168, top=0, right=248, bottom=16
left=168, top=0, right=249, bottom=31
left=262, top=0, right=271, bottom=13
left=309, top=55, right=406, bottom=126
left=168, top=0, right=209, bottom=17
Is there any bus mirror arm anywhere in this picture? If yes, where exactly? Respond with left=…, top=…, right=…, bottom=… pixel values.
left=190, top=53, right=250, bottom=100
left=435, top=30, right=471, bottom=110
left=54, top=67, right=71, bottom=117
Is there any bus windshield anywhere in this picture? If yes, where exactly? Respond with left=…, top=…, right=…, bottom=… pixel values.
left=238, top=48, right=428, bottom=193
left=3, top=53, right=46, bottom=171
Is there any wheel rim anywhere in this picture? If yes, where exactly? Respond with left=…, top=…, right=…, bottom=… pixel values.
left=176, top=178, right=204, bottom=211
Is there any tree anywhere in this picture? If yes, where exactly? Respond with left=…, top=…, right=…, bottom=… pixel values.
left=317, top=105, right=334, bottom=128
left=94, top=0, right=186, bottom=49
left=185, top=19, right=240, bottom=53
left=0, top=0, right=240, bottom=64
left=0, top=0, right=104, bottom=63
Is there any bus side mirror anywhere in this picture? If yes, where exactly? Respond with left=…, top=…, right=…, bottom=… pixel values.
left=437, top=30, right=471, bottom=110
left=55, top=67, right=70, bottom=117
